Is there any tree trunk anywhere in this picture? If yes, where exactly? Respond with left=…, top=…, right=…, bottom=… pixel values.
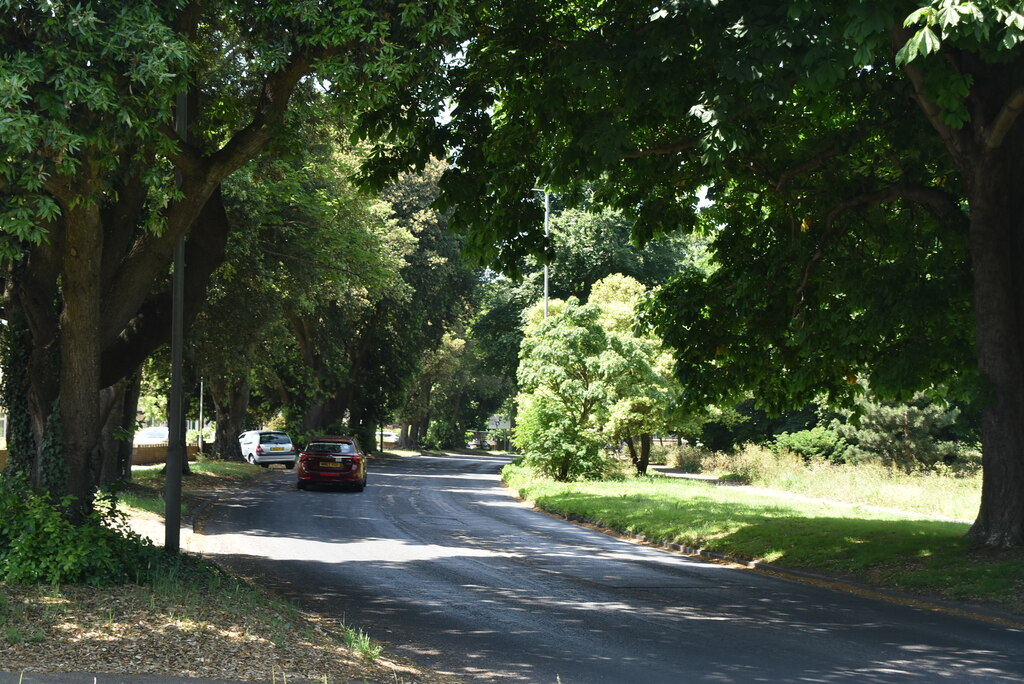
left=398, top=423, right=413, bottom=448
left=118, top=373, right=143, bottom=479
left=906, top=55, right=1024, bottom=547
left=962, top=142, right=1024, bottom=547
left=638, top=433, right=652, bottom=476
left=59, top=198, right=105, bottom=521
left=211, top=376, right=250, bottom=461
left=97, top=376, right=139, bottom=484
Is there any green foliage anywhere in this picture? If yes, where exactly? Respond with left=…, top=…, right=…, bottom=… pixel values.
left=515, top=277, right=676, bottom=477
left=515, top=389, right=606, bottom=480
left=652, top=443, right=712, bottom=473
left=1, top=0, right=469, bottom=511
left=833, top=393, right=976, bottom=472
left=379, top=0, right=985, bottom=424
left=547, top=208, right=703, bottom=299
left=0, top=476, right=162, bottom=585
left=697, top=400, right=819, bottom=452
left=514, top=302, right=613, bottom=480
left=421, top=418, right=464, bottom=451
left=0, top=3, right=191, bottom=260
left=773, top=427, right=850, bottom=463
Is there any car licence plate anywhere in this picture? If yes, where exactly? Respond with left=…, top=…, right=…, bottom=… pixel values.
left=320, top=461, right=343, bottom=468
left=270, top=446, right=285, bottom=451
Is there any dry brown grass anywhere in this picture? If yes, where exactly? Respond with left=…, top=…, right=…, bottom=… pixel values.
left=0, top=583, right=462, bottom=682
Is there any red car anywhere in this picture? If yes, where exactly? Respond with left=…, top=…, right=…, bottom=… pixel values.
left=296, top=435, right=367, bottom=491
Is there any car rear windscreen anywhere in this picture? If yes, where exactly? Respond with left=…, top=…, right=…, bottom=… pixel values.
left=260, top=433, right=291, bottom=444
left=307, top=442, right=355, bottom=454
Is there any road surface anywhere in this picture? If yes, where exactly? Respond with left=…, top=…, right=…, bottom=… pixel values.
left=198, top=452, right=1024, bottom=683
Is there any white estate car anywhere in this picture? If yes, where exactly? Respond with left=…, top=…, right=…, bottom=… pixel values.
left=238, top=430, right=297, bottom=468
left=133, top=425, right=169, bottom=445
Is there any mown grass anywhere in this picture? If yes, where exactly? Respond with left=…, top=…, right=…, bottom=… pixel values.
left=502, top=461, right=1024, bottom=615
left=112, top=459, right=270, bottom=517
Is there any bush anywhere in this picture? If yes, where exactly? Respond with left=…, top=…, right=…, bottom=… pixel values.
left=0, top=476, right=163, bottom=585
left=699, top=443, right=792, bottom=484
left=833, top=393, right=971, bottom=473
left=773, top=427, right=849, bottom=463
left=653, top=443, right=711, bottom=473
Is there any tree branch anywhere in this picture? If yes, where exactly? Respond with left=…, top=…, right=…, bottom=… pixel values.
left=206, top=48, right=318, bottom=180
left=793, top=183, right=964, bottom=315
left=773, top=147, right=841, bottom=193
left=985, top=88, right=1024, bottom=151
left=621, top=139, right=696, bottom=159
left=893, top=26, right=962, bottom=158
left=100, top=186, right=230, bottom=386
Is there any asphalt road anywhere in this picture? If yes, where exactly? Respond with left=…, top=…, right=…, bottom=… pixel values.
left=198, top=452, right=1024, bottom=683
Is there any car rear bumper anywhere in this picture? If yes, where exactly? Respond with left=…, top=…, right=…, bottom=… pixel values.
left=253, top=452, right=297, bottom=464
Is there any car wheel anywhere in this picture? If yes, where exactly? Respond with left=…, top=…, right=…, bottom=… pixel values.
left=245, top=452, right=255, bottom=464
left=296, top=480, right=305, bottom=491
left=284, top=462, right=295, bottom=470
left=353, top=479, right=366, bottom=492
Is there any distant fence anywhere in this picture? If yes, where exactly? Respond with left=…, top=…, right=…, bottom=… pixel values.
left=0, top=445, right=198, bottom=471
left=132, top=444, right=200, bottom=466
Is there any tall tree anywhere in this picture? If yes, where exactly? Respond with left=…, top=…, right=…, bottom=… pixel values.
left=373, top=1, right=1024, bottom=547
left=589, top=275, right=671, bottom=476
left=0, top=2, right=463, bottom=517
left=193, top=125, right=406, bottom=457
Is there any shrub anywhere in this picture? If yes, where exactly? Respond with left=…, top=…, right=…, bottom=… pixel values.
left=773, top=427, right=849, bottom=463
left=833, top=393, right=970, bottom=473
left=699, top=443, right=793, bottom=484
left=0, top=475, right=163, bottom=585
left=653, top=443, right=711, bottom=472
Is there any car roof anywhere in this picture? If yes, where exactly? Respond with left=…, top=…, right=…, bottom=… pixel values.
left=309, top=435, right=357, bottom=442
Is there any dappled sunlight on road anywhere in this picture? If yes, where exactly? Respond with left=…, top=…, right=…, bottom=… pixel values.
left=195, top=455, right=1024, bottom=684
left=201, top=532, right=521, bottom=564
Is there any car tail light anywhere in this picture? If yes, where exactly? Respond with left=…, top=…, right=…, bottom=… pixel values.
left=256, top=444, right=264, bottom=454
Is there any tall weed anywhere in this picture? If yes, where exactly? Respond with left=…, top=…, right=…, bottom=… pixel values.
left=696, top=444, right=980, bottom=521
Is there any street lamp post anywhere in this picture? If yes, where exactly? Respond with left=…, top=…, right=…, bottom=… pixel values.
left=165, top=90, right=187, bottom=554
left=532, top=188, right=551, bottom=317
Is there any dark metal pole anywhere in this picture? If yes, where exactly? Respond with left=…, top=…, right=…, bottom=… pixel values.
left=543, top=191, right=550, bottom=318
left=165, top=90, right=187, bottom=553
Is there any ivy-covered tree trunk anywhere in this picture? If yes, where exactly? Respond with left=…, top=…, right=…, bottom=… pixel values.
left=2, top=262, right=65, bottom=495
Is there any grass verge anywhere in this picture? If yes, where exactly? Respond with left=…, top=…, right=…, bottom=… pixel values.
left=111, top=459, right=271, bottom=518
left=502, top=460, right=1024, bottom=616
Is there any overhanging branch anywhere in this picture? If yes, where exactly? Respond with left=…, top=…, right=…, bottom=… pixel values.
left=793, top=182, right=963, bottom=315
left=893, top=26, right=962, bottom=158
left=986, top=88, right=1024, bottom=151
